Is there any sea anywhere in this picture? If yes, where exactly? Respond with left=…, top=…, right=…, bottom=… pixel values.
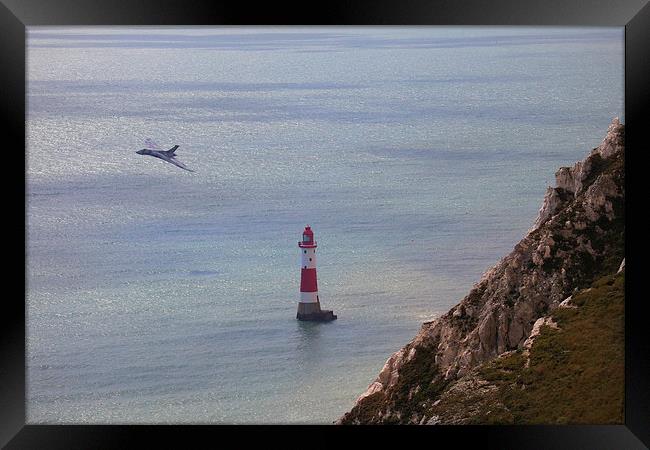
left=26, top=26, right=624, bottom=423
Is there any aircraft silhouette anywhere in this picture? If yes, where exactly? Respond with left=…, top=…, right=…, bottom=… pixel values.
left=136, top=139, right=194, bottom=172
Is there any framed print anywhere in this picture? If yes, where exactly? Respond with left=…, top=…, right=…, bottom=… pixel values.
left=2, top=0, right=649, bottom=448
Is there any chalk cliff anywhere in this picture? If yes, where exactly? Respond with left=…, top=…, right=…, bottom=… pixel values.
left=339, top=118, right=625, bottom=424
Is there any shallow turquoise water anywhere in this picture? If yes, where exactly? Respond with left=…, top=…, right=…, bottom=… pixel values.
left=26, top=26, right=623, bottom=423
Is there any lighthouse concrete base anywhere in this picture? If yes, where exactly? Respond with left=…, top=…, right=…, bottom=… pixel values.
left=296, top=301, right=337, bottom=322
left=297, top=310, right=337, bottom=321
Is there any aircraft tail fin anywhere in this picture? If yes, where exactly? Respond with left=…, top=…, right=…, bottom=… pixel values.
left=164, top=145, right=179, bottom=156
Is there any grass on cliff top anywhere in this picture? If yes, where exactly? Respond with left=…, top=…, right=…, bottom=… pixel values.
left=343, top=271, right=625, bottom=425
left=476, top=271, right=624, bottom=424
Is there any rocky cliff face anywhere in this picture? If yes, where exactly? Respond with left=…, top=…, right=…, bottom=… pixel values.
left=339, top=118, right=625, bottom=425
left=423, top=270, right=624, bottom=425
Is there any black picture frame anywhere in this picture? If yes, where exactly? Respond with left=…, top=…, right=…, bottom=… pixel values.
left=2, top=1, right=648, bottom=448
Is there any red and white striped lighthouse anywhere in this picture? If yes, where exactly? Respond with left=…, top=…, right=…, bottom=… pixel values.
left=296, top=226, right=336, bottom=321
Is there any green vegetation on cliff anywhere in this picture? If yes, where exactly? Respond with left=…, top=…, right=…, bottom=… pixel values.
left=427, top=270, right=624, bottom=425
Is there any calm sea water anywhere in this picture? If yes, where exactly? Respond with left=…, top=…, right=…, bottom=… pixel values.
left=26, top=27, right=623, bottom=423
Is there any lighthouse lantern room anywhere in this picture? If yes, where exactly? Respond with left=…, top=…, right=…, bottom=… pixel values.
left=296, top=226, right=336, bottom=322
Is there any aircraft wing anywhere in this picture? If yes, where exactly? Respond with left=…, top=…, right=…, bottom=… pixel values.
left=144, top=138, right=161, bottom=150
left=168, top=157, right=195, bottom=172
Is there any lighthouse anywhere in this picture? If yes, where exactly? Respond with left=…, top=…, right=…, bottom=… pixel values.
left=297, top=225, right=337, bottom=322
